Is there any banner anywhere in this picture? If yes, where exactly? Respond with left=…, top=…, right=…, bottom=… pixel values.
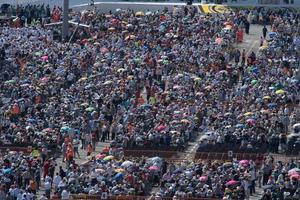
left=199, top=4, right=232, bottom=14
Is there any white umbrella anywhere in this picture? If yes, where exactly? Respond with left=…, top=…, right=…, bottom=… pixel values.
left=121, top=161, right=133, bottom=167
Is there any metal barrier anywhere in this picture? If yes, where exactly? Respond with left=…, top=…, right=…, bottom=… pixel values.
left=52, top=195, right=222, bottom=200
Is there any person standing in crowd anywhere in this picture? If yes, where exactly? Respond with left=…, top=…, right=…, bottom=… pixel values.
left=262, top=25, right=268, bottom=39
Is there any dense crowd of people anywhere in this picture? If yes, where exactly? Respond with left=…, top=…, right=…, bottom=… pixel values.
left=0, top=2, right=299, bottom=200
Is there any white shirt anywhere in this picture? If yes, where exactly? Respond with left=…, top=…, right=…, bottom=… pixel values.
left=61, top=190, right=70, bottom=200
left=44, top=181, right=51, bottom=191
left=53, top=175, right=62, bottom=187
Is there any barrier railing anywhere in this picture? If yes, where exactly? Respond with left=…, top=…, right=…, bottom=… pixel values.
left=52, top=195, right=222, bottom=200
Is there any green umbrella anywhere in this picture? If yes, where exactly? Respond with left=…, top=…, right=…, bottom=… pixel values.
left=85, top=107, right=95, bottom=112
left=4, top=80, right=16, bottom=84
left=35, top=51, right=42, bottom=56
left=251, top=80, right=258, bottom=85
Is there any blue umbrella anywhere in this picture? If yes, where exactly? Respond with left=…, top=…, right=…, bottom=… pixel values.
left=235, top=124, right=245, bottom=129
left=3, top=168, right=12, bottom=174
left=268, top=32, right=278, bottom=38
left=114, top=172, right=124, bottom=180
left=27, top=118, right=37, bottom=123
left=60, top=126, right=71, bottom=132
left=268, top=103, right=277, bottom=108
left=141, top=104, right=152, bottom=110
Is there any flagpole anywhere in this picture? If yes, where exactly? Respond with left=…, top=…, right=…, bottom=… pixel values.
left=62, top=0, right=69, bottom=41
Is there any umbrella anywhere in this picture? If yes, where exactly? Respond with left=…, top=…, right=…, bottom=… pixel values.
left=275, top=89, right=286, bottom=95
left=181, top=119, right=190, bottom=123
left=292, top=123, right=300, bottom=130
left=85, top=107, right=95, bottom=112
left=226, top=180, right=238, bottom=186
left=149, top=157, right=163, bottom=163
left=149, top=166, right=159, bottom=171
left=259, top=46, right=268, bottom=50
left=246, top=119, right=256, bottom=126
left=288, top=168, right=300, bottom=176
left=215, top=37, right=223, bottom=45
left=135, top=11, right=145, bottom=17
left=244, top=112, right=254, bottom=117
left=125, top=35, right=136, bottom=40
left=117, top=68, right=126, bottom=73
left=2, top=168, right=12, bottom=174
left=35, top=51, right=42, bottom=56
left=103, top=155, right=114, bottom=161
left=235, top=124, right=245, bottom=129
left=95, top=154, right=106, bottom=160
left=114, top=172, right=124, bottom=180
left=268, top=103, right=277, bottom=108
left=115, top=168, right=125, bottom=173
left=156, top=125, right=166, bottom=132
left=121, top=161, right=133, bottom=167
left=104, top=80, right=113, bottom=85
left=290, top=174, right=300, bottom=180
left=200, top=135, right=210, bottom=141
left=79, top=77, right=88, bottom=82
left=81, top=103, right=89, bottom=107
left=268, top=32, right=278, bottom=38
left=251, top=79, right=258, bottom=85
left=141, top=104, right=152, bottom=110
left=4, top=80, right=16, bottom=84
left=199, top=176, right=207, bottom=182
left=108, top=27, right=115, bottom=31
left=43, top=128, right=53, bottom=133
left=263, top=96, right=271, bottom=100
left=60, top=126, right=71, bottom=132
left=41, top=55, right=49, bottom=62
left=223, top=162, right=233, bottom=167
left=239, top=160, right=249, bottom=166
left=95, top=168, right=105, bottom=173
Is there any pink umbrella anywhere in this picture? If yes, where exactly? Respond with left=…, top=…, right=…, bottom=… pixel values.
left=43, top=128, right=53, bottom=133
left=41, top=55, right=49, bottom=62
left=246, top=118, right=256, bottom=126
left=199, top=176, right=207, bottom=182
left=239, top=160, right=249, bottom=166
left=95, top=154, right=106, bottom=160
left=226, top=180, right=238, bottom=186
left=40, top=77, right=49, bottom=83
left=288, top=171, right=299, bottom=176
left=149, top=166, right=159, bottom=171
left=155, top=125, right=166, bottom=132
left=100, top=48, right=109, bottom=54
left=290, top=174, right=300, bottom=180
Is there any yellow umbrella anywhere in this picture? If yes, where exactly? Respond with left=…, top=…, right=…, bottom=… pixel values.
left=263, top=96, right=271, bottom=100
left=135, top=11, right=145, bottom=17
left=115, top=168, right=125, bottom=173
left=125, top=35, right=136, bottom=40
left=259, top=46, right=268, bottom=50
left=127, top=75, right=134, bottom=79
left=275, top=89, right=286, bottom=95
left=103, top=155, right=114, bottom=161
left=244, top=112, right=254, bottom=116
left=108, top=27, right=115, bottom=31
left=79, top=77, right=88, bottom=82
